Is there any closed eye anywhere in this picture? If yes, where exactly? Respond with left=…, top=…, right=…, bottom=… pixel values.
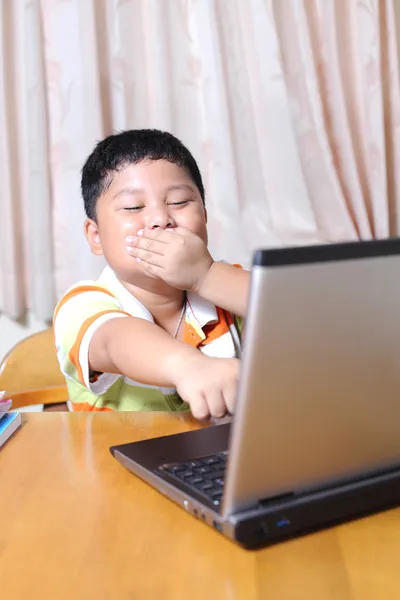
left=123, top=200, right=192, bottom=211
left=167, top=200, right=191, bottom=206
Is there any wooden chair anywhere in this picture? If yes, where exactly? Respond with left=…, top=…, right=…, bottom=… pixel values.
left=0, top=328, right=68, bottom=410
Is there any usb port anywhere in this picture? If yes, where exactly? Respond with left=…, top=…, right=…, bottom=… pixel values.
left=213, top=520, right=223, bottom=532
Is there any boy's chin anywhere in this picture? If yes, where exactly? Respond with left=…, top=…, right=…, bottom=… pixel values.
left=121, top=267, right=169, bottom=289
left=141, top=271, right=162, bottom=282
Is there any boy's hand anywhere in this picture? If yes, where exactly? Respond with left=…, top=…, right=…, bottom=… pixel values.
left=126, top=227, right=213, bottom=291
left=168, top=353, right=239, bottom=420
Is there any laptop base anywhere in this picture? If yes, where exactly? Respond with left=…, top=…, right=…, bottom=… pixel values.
left=226, top=465, right=400, bottom=549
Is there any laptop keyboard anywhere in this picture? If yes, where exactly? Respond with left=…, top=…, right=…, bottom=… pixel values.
left=156, top=451, right=228, bottom=507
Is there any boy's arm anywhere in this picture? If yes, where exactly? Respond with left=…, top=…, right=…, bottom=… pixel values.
left=89, top=316, right=239, bottom=419
left=90, top=316, right=195, bottom=387
left=193, top=262, right=250, bottom=317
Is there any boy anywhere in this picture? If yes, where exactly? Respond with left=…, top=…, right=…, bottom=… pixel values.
left=54, top=129, right=250, bottom=419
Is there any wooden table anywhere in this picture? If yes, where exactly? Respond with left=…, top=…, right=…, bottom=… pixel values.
left=1, top=413, right=400, bottom=599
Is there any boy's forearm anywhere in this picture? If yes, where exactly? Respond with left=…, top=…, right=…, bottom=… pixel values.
left=194, top=262, right=250, bottom=317
left=89, top=317, right=199, bottom=387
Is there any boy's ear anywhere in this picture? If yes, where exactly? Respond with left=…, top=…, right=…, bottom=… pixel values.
left=204, top=207, right=208, bottom=223
left=84, top=218, right=104, bottom=256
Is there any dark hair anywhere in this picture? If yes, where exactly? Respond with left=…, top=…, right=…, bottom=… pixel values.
left=81, top=129, right=205, bottom=220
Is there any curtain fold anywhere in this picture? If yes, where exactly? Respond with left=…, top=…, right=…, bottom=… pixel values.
left=1, top=0, right=400, bottom=321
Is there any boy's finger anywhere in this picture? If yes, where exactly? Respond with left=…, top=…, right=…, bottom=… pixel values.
left=126, top=244, right=164, bottom=260
left=131, top=238, right=165, bottom=255
left=223, top=381, right=237, bottom=415
left=207, top=390, right=227, bottom=419
left=137, top=228, right=176, bottom=243
left=170, top=226, right=192, bottom=237
left=134, top=259, right=164, bottom=279
left=189, top=395, right=210, bottom=421
left=130, top=248, right=165, bottom=267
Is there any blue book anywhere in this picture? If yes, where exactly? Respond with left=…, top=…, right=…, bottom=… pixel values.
left=0, top=412, right=21, bottom=449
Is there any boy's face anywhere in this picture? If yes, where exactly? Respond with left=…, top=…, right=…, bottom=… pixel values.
left=84, top=159, right=208, bottom=286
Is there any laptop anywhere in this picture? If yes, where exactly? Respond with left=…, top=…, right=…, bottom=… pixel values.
left=111, top=238, right=400, bottom=549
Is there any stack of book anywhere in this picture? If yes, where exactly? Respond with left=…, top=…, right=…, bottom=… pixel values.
left=0, top=392, right=21, bottom=449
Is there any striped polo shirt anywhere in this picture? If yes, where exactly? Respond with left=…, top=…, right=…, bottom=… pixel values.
left=53, top=266, right=243, bottom=411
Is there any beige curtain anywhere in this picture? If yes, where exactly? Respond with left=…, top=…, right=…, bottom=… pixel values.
left=1, top=0, right=400, bottom=322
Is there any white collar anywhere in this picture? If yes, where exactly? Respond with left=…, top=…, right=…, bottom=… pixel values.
left=98, top=266, right=218, bottom=329
left=186, top=291, right=218, bottom=328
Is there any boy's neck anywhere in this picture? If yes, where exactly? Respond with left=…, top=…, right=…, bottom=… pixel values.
left=119, top=278, right=186, bottom=321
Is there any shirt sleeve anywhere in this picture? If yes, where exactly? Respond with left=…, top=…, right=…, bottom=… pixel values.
left=231, top=264, right=245, bottom=342
left=53, top=283, right=130, bottom=395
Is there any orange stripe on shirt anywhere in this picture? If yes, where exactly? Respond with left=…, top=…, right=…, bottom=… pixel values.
left=200, top=307, right=232, bottom=347
left=69, top=309, right=130, bottom=385
left=53, top=285, right=116, bottom=322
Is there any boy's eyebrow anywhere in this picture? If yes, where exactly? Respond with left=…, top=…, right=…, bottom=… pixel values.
left=165, top=184, right=195, bottom=194
left=112, top=187, right=143, bottom=199
left=112, top=184, right=195, bottom=199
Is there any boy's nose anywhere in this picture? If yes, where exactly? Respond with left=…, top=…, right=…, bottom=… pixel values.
left=146, top=208, right=176, bottom=230
left=151, top=221, right=172, bottom=229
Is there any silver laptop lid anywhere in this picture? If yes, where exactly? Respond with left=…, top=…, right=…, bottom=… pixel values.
left=223, top=239, right=400, bottom=516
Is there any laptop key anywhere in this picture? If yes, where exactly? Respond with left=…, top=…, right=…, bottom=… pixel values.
left=198, top=482, right=214, bottom=492
left=177, top=470, right=195, bottom=480
left=211, top=463, right=225, bottom=471
left=208, top=470, right=225, bottom=480
left=203, top=456, right=221, bottom=466
left=194, top=466, right=212, bottom=475
left=187, top=461, right=203, bottom=469
left=187, top=476, right=204, bottom=485
left=164, top=465, right=186, bottom=474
